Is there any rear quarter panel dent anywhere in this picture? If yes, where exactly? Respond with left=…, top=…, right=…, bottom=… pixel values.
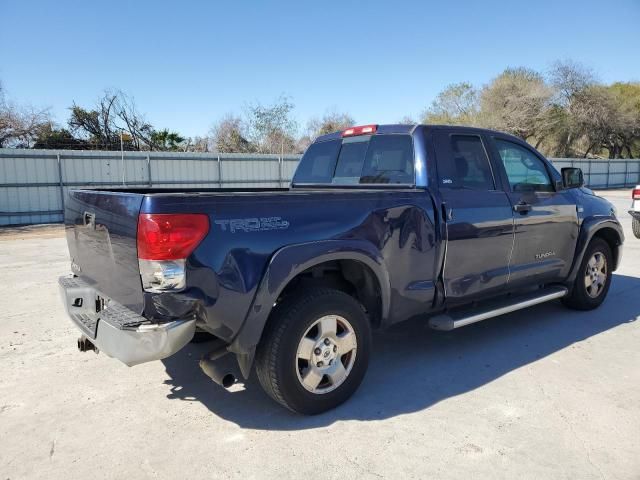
left=229, top=241, right=392, bottom=353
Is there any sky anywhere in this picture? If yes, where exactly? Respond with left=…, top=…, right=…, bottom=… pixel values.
left=1, top=0, right=639, bottom=138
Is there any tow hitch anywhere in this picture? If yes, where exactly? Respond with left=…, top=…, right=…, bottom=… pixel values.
left=77, top=335, right=98, bottom=353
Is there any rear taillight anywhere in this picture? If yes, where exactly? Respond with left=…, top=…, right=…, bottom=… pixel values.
left=137, top=213, right=209, bottom=260
left=632, top=188, right=640, bottom=200
left=342, top=124, right=377, bottom=137
left=137, top=213, right=209, bottom=293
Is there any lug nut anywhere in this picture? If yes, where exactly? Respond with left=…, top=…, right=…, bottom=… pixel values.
left=317, top=361, right=323, bottom=367
left=314, top=347, right=321, bottom=355
left=333, top=345, right=337, bottom=352
left=324, top=338, right=331, bottom=345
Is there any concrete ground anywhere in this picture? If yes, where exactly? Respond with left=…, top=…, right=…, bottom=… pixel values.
left=1, top=190, right=639, bottom=480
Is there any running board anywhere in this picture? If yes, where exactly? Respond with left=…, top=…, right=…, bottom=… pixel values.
left=428, top=286, right=568, bottom=331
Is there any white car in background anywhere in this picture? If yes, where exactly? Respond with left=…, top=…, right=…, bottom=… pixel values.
left=631, top=185, right=640, bottom=238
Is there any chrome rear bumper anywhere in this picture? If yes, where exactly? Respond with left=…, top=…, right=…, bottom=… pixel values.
left=58, top=275, right=195, bottom=366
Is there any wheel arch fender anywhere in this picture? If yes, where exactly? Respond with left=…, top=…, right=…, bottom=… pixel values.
left=567, top=216, right=624, bottom=285
left=229, top=239, right=391, bottom=359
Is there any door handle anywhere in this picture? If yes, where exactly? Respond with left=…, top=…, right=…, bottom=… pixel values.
left=513, top=202, right=531, bottom=214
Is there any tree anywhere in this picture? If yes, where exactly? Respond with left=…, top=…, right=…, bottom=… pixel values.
left=422, top=82, right=479, bottom=125
left=547, top=60, right=598, bottom=156
left=245, top=96, right=297, bottom=154
left=68, top=104, right=116, bottom=149
left=210, top=114, right=254, bottom=153
left=115, top=92, right=156, bottom=150
left=298, top=110, right=355, bottom=151
left=546, top=63, right=640, bottom=158
left=398, top=115, right=417, bottom=125
left=149, top=129, right=185, bottom=151
left=549, top=60, right=596, bottom=107
left=608, top=82, right=640, bottom=158
left=33, top=124, right=90, bottom=149
left=570, top=84, right=640, bottom=159
left=68, top=89, right=155, bottom=150
left=306, top=111, right=354, bottom=137
left=187, top=135, right=211, bottom=152
left=479, top=68, right=556, bottom=143
left=0, top=81, right=51, bottom=147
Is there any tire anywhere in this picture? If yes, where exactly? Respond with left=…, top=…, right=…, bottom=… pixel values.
left=255, top=288, right=372, bottom=415
left=562, top=237, right=613, bottom=310
left=633, top=217, right=640, bottom=239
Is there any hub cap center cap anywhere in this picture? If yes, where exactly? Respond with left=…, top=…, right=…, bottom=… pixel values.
left=314, top=339, right=337, bottom=365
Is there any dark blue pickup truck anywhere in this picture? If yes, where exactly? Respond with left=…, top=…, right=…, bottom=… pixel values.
left=59, top=124, right=624, bottom=414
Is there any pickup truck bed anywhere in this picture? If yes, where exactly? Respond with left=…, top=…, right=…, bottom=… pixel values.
left=59, top=123, right=624, bottom=414
left=64, top=185, right=438, bottom=323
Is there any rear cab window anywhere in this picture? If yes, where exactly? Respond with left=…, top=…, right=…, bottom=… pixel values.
left=293, top=134, right=415, bottom=186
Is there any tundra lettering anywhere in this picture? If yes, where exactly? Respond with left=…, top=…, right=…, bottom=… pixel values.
left=214, top=217, right=290, bottom=233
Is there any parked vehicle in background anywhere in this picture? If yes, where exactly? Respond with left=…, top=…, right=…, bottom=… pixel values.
left=631, top=186, right=640, bottom=238
left=58, top=124, right=624, bottom=414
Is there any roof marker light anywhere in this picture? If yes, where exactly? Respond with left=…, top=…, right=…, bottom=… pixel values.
left=341, top=124, right=377, bottom=137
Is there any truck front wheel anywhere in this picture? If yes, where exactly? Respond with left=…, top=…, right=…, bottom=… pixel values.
left=563, top=237, right=613, bottom=310
left=255, top=288, right=372, bottom=415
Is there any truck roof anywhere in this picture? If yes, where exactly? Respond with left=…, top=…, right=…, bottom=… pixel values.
left=314, top=124, right=417, bottom=143
left=314, top=124, right=525, bottom=145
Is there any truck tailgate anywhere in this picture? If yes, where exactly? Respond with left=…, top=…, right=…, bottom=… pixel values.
left=64, top=190, right=145, bottom=313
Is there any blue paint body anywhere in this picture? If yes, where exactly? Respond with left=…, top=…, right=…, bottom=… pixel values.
left=63, top=125, right=624, bottom=370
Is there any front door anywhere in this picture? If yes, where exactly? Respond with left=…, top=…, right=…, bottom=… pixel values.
left=433, top=131, right=515, bottom=304
left=488, top=136, right=579, bottom=287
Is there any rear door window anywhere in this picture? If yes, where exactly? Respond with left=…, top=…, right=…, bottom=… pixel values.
left=435, top=134, right=495, bottom=190
left=293, top=134, right=414, bottom=185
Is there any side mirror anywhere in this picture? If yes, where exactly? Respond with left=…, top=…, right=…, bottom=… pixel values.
left=561, top=167, right=584, bottom=189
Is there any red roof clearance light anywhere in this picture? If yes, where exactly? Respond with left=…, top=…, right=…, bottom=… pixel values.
left=632, top=188, right=640, bottom=200
left=137, top=213, right=209, bottom=260
left=341, top=124, right=378, bottom=137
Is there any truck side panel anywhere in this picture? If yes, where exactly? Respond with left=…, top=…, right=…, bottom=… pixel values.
left=141, top=190, right=439, bottom=346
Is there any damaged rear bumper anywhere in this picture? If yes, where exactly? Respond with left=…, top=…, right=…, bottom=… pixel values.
left=58, top=275, right=195, bottom=366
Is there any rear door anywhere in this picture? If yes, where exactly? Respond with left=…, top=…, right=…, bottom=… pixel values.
left=432, top=130, right=515, bottom=303
left=487, top=136, right=579, bottom=286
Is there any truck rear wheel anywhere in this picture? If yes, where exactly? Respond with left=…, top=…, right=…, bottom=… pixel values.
left=633, top=218, right=640, bottom=239
left=562, top=237, right=613, bottom=310
left=255, top=288, right=371, bottom=415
